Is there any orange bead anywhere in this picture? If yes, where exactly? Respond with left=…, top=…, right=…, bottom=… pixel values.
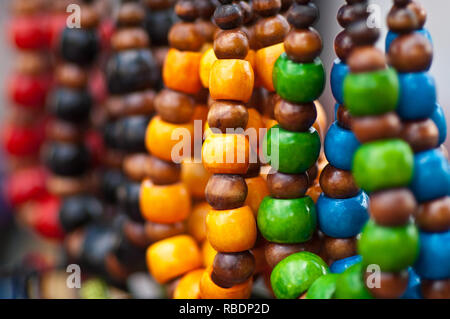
left=314, top=100, right=327, bottom=139
left=245, top=175, right=270, bottom=215
left=140, top=179, right=191, bottom=223
left=206, top=206, right=257, bottom=252
left=146, top=235, right=202, bottom=284
left=263, top=116, right=278, bottom=129
left=202, top=240, right=217, bottom=268
left=202, top=133, right=250, bottom=174
left=255, top=43, right=285, bottom=92
left=187, top=201, right=211, bottom=242
left=173, top=269, right=204, bottom=299
left=306, top=180, right=322, bottom=203
left=246, top=108, right=265, bottom=152
left=181, top=158, right=211, bottom=200
left=199, top=267, right=253, bottom=299
left=209, top=59, right=254, bottom=103
left=163, top=48, right=202, bottom=95
left=145, top=116, right=194, bottom=162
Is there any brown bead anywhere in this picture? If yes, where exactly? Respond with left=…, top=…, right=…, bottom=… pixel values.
left=421, top=279, right=450, bottom=299
left=111, top=28, right=150, bottom=51
left=154, top=89, right=195, bottom=124
left=175, top=0, right=198, bottom=22
left=287, top=3, right=319, bottom=29
left=244, top=161, right=261, bottom=179
left=124, top=220, right=150, bottom=248
left=80, top=5, right=100, bottom=29
left=197, top=0, right=216, bottom=19
left=274, top=100, right=317, bottom=132
left=319, top=164, right=360, bottom=199
left=145, top=221, right=186, bottom=242
left=211, top=251, right=255, bottom=288
left=123, top=153, right=152, bottom=181
left=337, top=3, right=369, bottom=28
left=213, top=29, right=249, bottom=59
left=264, top=233, right=321, bottom=269
left=401, top=119, right=439, bottom=153
left=388, top=33, right=433, bottom=72
left=11, top=0, right=42, bottom=15
left=387, top=6, right=420, bottom=34
left=143, top=0, right=175, bottom=10
left=352, top=112, right=402, bottom=143
left=117, top=2, right=145, bottom=27
left=47, top=175, right=88, bottom=197
left=370, top=188, right=417, bottom=226
left=254, top=14, right=290, bottom=48
left=408, top=1, right=427, bottom=28
left=205, top=174, right=248, bottom=210
left=105, top=253, right=130, bottom=282
left=56, top=64, right=88, bottom=88
left=267, top=170, right=309, bottom=199
left=347, top=46, right=387, bottom=73
left=252, top=0, right=281, bottom=17
left=334, top=30, right=356, bottom=62
left=364, top=270, right=409, bottom=299
left=306, top=163, right=318, bottom=185
left=15, top=52, right=48, bottom=75
left=347, top=20, right=380, bottom=46
left=238, top=1, right=254, bottom=24
left=106, top=90, right=155, bottom=118
left=46, top=119, right=84, bottom=143
left=103, top=148, right=125, bottom=169
left=195, top=20, right=216, bottom=43
left=284, top=28, right=322, bottom=63
left=323, top=236, right=357, bottom=261
left=415, top=196, right=450, bottom=232
left=65, top=229, right=84, bottom=260
left=208, top=101, right=249, bottom=133
left=145, top=156, right=181, bottom=185
left=168, top=22, right=205, bottom=51
left=336, top=105, right=352, bottom=130
left=393, top=0, right=412, bottom=7
left=213, top=4, right=244, bottom=30
left=281, top=0, right=294, bottom=12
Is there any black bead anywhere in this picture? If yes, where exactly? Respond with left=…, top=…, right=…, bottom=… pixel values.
left=113, top=115, right=150, bottom=153
left=81, top=225, right=118, bottom=274
left=143, top=8, right=175, bottom=46
left=116, top=180, right=144, bottom=223
left=213, top=4, right=243, bottom=30
left=48, top=87, right=92, bottom=124
left=287, top=3, right=319, bottom=29
left=113, top=233, right=146, bottom=271
left=59, top=28, right=99, bottom=66
left=106, top=49, right=158, bottom=95
left=59, top=195, right=103, bottom=232
left=101, top=169, right=125, bottom=203
left=43, top=142, right=90, bottom=177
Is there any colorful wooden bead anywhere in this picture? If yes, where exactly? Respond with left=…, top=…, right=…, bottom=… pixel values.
left=330, top=59, right=349, bottom=105
left=413, top=230, right=450, bottom=280
left=270, top=251, right=329, bottom=299
left=163, top=48, right=202, bottom=94
left=257, top=196, right=317, bottom=243
left=334, top=262, right=373, bottom=299
left=330, top=255, right=362, bottom=274
left=358, top=220, right=419, bottom=272
left=352, top=139, right=414, bottom=193
left=430, top=104, right=447, bottom=146
left=199, top=267, right=253, bottom=299
left=254, top=42, right=285, bottom=92
left=173, top=269, right=204, bottom=299
left=305, top=273, right=339, bottom=299
left=324, top=122, right=360, bottom=171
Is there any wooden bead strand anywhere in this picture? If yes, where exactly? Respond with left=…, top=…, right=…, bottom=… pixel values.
left=386, top=0, right=450, bottom=300
left=257, top=0, right=328, bottom=299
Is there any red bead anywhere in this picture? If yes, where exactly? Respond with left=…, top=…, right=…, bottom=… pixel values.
left=5, top=166, right=48, bottom=207
left=2, top=122, right=45, bottom=156
left=9, top=16, right=46, bottom=50
left=33, top=195, right=65, bottom=240
left=8, top=73, right=52, bottom=109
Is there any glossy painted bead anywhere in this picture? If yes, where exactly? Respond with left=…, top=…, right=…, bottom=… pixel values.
left=352, top=139, right=414, bottom=193
left=270, top=252, right=329, bottom=299
left=343, top=68, right=399, bottom=117
left=324, top=122, right=360, bottom=171
left=330, top=59, right=349, bottom=105
left=305, top=273, right=339, bottom=299
left=255, top=43, right=285, bottom=92
left=414, top=230, right=450, bottom=280
left=396, top=72, right=436, bottom=120
left=410, top=148, right=450, bottom=203
left=146, top=235, right=202, bottom=284
left=334, top=262, right=373, bottom=299
left=206, top=206, right=257, bottom=252
left=257, top=196, right=317, bottom=243
left=431, top=104, right=447, bottom=145
left=317, top=192, right=369, bottom=238
left=273, top=53, right=325, bottom=103
left=263, top=125, right=321, bottom=174
left=330, top=255, right=362, bottom=274
left=163, top=48, right=202, bottom=95
left=358, top=220, right=420, bottom=272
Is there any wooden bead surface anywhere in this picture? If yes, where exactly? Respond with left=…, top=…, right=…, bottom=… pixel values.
left=254, top=14, right=290, bottom=48
left=212, top=251, right=255, bottom=288
left=267, top=170, right=309, bottom=199
left=364, top=270, right=409, bottom=299
left=145, top=155, right=181, bottom=185
left=352, top=112, right=402, bottom=143
left=415, top=196, right=450, bottom=232
left=369, top=188, right=417, bottom=226
left=400, top=119, right=439, bottom=153
left=323, top=236, right=357, bottom=261
left=208, top=101, right=249, bottom=132
left=205, top=174, right=248, bottom=210
left=169, top=22, right=205, bottom=51
left=347, top=46, right=387, bottom=73
left=274, top=100, right=317, bottom=132
left=154, top=88, right=195, bottom=124
left=388, top=33, right=433, bottom=72
left=319, top=164, right=360, bottom=199
left=214, top=29, right=249, bottom=59
left=284, top=28, right=322, bottom=63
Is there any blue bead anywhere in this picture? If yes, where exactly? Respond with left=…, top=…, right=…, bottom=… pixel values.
left=431, top=103, right=447, bottom=145
left=324, top=121, right=360, bottom=170
left=410, top=149, right=450, bottom=202
left=414, top=230, right=450, bottom=280
left=330, top=255, right=362, bottom=274
left=317, top=191, right=369, bottom=238
left=334, top=103, right=339, bottom=121
left=397, top=72, right=436, bottom=120
left=401, top=267, right=422, bottom=299
left=386, top=29, right=433, bottom=52
left=330, top=59, right=349, bottom=105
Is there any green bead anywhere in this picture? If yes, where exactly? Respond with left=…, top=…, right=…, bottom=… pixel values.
left=335, top=262, right=373, bottom=299
left=343, top=67, right=399, bottom=116
left=273, top=53, right=325, bottom=103
left=263, top=124, right=321, bottom=174
left=358, top=219, right=420, bottom=272
left=257, top=196, right=317, bottom=243
left=306, top=273, right=339, bottom=299
left=271, top=251, right=329, bottom=299
left=352, top=139, right=414, bottom=192
left=80, top=278, right=110, bottom=299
